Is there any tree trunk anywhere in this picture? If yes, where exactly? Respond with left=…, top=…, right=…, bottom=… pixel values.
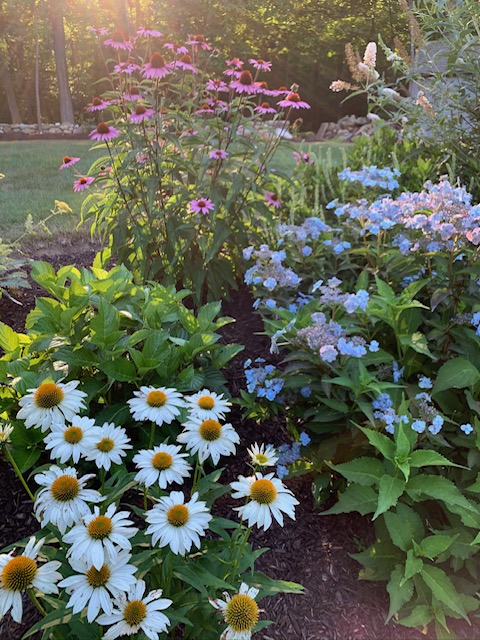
left=117, top=0, right=133, bottom=33
left=48, top=0, right=74, bottom=123
left=33, top=0, right=42, bottom=131
left=0, top=64, right=22, bottom=123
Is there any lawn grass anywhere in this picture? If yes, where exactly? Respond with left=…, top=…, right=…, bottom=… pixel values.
left=0, top=138, right=349, bottom=244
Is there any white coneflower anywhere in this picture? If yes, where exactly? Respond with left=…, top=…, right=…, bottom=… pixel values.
left=34, top=465, right=104, bottom=534
left=17, top=380, right=87, bottom=432
left=247, top=443, right=278, bottom=468
left=145, top=491, right=211, bottom=556
left=133, top=444, right=191, bottom=489
left=44, top=415, right=98, bottom=464
left=184, top=389, right=232, bottom=421
left=97, top=579, right=172, bottom=640
left=58, top=550, right=137, bottom=623
left=0, top=423, right=14, bottom=445
left=177, top=416, right=239, bottom=465
left=127, top=386, right=185, bottom=426
left=63, top=504, right=138, bottom=570
left=210, top=582, right=260, bottom=640
left=230, top=472, right=298, bottom=531
left=84, top=422, right=132, bottom=471
left=0, top=537, right=62, bottom=623
left=363, top=41, right=377, bottom=68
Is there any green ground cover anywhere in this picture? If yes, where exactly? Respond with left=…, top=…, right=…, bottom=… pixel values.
left=0, top=139, right=348, bottom=243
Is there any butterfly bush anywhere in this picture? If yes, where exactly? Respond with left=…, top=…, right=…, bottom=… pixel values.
left=79, top=28, right=310, bottom=304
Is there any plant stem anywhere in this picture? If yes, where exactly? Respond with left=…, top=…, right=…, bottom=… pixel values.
left=149, top=422, right=156, bottom=449
left=228, top=525, right=252, bottom=582
left=4, top=447, right=35, bottom=502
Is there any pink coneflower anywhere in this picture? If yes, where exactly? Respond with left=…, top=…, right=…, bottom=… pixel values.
left=186, top=34, right=212, bottom=51
left=103, top=29, right=133, bottom=51
left=60, top=155, right=80, bottom=170
left=73, top=176, right=94, bottom=192
left=249, top=58, right=272, bottom=72
left=255, top=102, right=276, bottom=115
left=230, top=70, right=260, bottom=95
left=205, top=78, right=229, bottom=92
left=88, top=27, right=108, bottom=37
left=89, top=122, right=120, bottom=142
left=223, top=69, right=241, bottom=79
left=226, top=57, right=244, bottom=69
left=180, top=129, right=198, bottom=137
left=137, top=27, right=163, bottom=38
left=254, top=81, right=276, bottom=96
left=175, top=54, right=198, bottom=73
left=189, top=198, right=215, bottom=215
left=142, top=52, right=174, bottom=80
left=129, top=105, right=155, bottom=123
left=114, top=62, right=140, bottom=75
left=86, top=97, right=110, bottom=112
left=123, top=86, right=142, bottom=101
left=209, top=149, right=229, bottom=160
left=164, top=42, right=189, bottom=55
left=264, top=192, right=282, bottom=208
left=277, top=92, right=310, bottom=109
left=195, top=103, right=215, bottom=115
left=293, top=151, right=313, bottom=165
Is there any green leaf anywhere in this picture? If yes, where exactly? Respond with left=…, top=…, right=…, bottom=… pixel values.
left=399, top=332, right=435, bottom=359
left=89, top=300, right=122, bottom=349
left=409, top=450, right=462, bottom=469
left=432, top=358, right=480, bottom=396
left=356, top=425, right=395, bottom=461
left=330, top=457, right=384, bottom=487
left=384, top=503, right=425, bottom=552
left=386, top=564, right=414, bottom=622
left=0, top=322, right=19, bottom=352
left=98, top=359, right=137, bottom=382
left=321, top=484, right=377, bottom=516
left=421, top=565, right=468, bottom=620
left=373, top=475, right=406, bottom=520
left=397, top=604, right=433, bottom=628
left=417, top=535, right=456, bottom=560
left=403, top=549, right=423, bottom=583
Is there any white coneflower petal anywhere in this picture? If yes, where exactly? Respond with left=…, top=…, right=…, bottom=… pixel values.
left=247, top=443, right=278, bottom=468
left=97, top=579, right=172, bottom=640
left=44, top=415, right=98, bottom=464
left=0, top=537, right=62, bottom=623
left=127, top=386, right=185, bottom=426
left=84, top=422, right=132, bottom=471
left=34, top=465, right=104, bottom=534
left=17, top=380, right=87, bottom=432
left=133, top=444, right=191, bottom=488
left=210, top=582, right=260, bottom=640
left=230, top=472, right=298, bottom=531
left=145, top=491, right=211, bottom=556
left=177, top=416, right=239, bottom=465
left=184, top=389, right=232, bottom=421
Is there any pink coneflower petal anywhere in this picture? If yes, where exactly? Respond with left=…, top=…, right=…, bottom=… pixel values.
left=123, top=86, right=142, bottom=101
left=137, top=27, right=163, bottom=38
left=86, top=97, right=110, bottom=112
left=114, top=62, right=140, bottom=75
left=88, top=27, right=108, bottom=37
left=142, top=52, right=174, bottom=80
left=254, top=102, right=277, bottom=115
left=209, top=149, right=229, bottom=160
left=205, top=78, right=229, bottom=92
left=60, top=156, right=80, bottom=170
left=164, top=42, right=189, bottom=55
left=89, top=122, right=120, bottom=142
left=73, top=176, right=94, bottom=192
left=103, top=29, right=133, bottom=51
left=249, top=58, right=272, bottom=71
left=293, top=151, right=313, bottom=165
left=129, top=105, right=155, bottom=123
left=277, top=92, right=310, bottom=109
left=186, top=34, right=212, bottom=50
left=265, top=192, right=282, bottom=208
left=226, top=57, right=244, bottom=69
left=189, top=198, right=215, bottom=215
left=230, top=70, right=260, bottom=95
left=175, top=54, right=198, bottom=73
left=195, top=104, right=215, bottom=115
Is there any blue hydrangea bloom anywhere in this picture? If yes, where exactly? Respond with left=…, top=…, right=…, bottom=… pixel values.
left=299, top=432, right=311, bottom=446
left=460, top=423, right=474, bottom=435
left=300, top=386, right=312, bottom=398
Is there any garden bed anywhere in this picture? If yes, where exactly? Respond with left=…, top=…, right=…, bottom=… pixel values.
left=0, top=240, right=470, bottom=640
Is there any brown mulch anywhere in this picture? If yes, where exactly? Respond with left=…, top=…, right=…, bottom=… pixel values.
left=0, top=242, right=478, bottom=640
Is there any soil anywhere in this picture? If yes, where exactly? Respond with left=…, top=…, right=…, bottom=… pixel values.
left=0, top=240, right=478, bottom=640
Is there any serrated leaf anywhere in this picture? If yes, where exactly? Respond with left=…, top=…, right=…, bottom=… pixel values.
left=409, top=450, right=462, bottom=469
left=384, top=504, right=424, bottom=552
left=330, top=457, right=384, bottom=487
left=98, top=359, right=137, bottom=382
left=397, top=604, right=433, bottom=628
left=403, top=549, right=423, bottom=583
left=421, top=565, right=468, bottom=620
left=386, top=564, right=414, bottom=622
left=0, top=322, right=19, bottom=352
left=356, top=425, right=395, bottom=461
left=322, top=484, right=377, bottom=516
left=373, top=475, right=406, bottom=520
left=399, top=332, right=435, bottom=359
left=432, top=358, right=480, bottom=396
left=418, top=535, right=456, bottom=560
